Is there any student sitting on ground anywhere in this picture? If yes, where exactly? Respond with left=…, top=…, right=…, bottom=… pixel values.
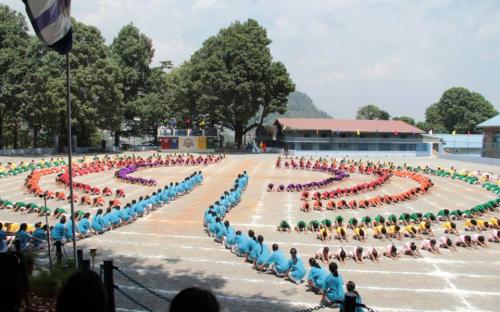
left=286, top=248, right=306, bottom=284
left=335, top=247, right=347, bottom=264
left=258, top=243, right=289, bottom=277
left=295, top=221, right=308, bottom=233
left=307, top=258, right=328, bottom=294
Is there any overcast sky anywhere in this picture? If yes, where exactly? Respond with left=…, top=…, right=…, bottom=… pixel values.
left=5, top=0, right=500, bottom=120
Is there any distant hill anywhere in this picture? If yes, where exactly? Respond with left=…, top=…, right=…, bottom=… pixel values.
left=283, top=91, right=331, bottom=118
left=260, top=91, right=331, bottom=126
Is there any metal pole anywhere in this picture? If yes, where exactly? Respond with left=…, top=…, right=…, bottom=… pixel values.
left=44, top=194, right=53, bottom=270
left=103, top=260, right=116, bottom=312
left=65, top=53, right=77, bottom=264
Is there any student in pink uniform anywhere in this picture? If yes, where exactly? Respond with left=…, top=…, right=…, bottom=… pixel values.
left=363, top=247, right=380, bottom=262
left=420, top=239, right=440, bottom=255
left=455, top=235, right=473, bottom=248
left=403, top=242, right=422, bottom=257
left=348, top=247, right=364, bottom=263
left=315, top=246, right=332, bottom=264
left=383, top=243, right=401, bottom=259
left=334, top=247, right=347, bottom=264
left=471, top=233, right=487, bottom=247
left=488, top=230, right=500, bottom=243
left=437, top=236, right=457, bottom=251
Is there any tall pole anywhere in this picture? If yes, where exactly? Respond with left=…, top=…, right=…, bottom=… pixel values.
left=66, top=53, right=77, bottom=264
left=44, top=194, right=53, bottom=270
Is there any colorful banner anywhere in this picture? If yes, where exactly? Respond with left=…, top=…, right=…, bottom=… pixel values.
left=197, top=137, right=207, bottom=150
left=179, top=137, right=196, bottom=151
left=161, top=137, right=178, bottom=149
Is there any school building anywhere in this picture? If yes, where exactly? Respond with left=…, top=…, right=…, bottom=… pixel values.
left=257, top=118, right=440, bottom=157
left=477, top=114, right=500, bottom=158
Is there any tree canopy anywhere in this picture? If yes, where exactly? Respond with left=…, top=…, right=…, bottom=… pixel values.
left=356, top=105, right=390, bottom=120
left=175, top=19, right=295, bottom=147
left=392, top=116, right=415, bottom=126
left=424, top=87, right=498, bottom=133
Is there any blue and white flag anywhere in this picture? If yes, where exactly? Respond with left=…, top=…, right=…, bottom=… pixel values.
left=23, top=0, right=72, bottom=55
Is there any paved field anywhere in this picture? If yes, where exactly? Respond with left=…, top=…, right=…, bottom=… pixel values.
left=1, top=153, right=500, bottom=312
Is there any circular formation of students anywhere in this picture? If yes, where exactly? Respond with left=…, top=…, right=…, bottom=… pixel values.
left=0, top=154, right=218, bottom=252
left=1, top=154, right=500, bottom=311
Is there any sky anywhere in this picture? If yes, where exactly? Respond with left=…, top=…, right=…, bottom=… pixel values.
left=5, top=0, right=500, bottom=120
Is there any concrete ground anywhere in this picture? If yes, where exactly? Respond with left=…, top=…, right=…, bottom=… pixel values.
left=1, top=153, right=500, bottom=312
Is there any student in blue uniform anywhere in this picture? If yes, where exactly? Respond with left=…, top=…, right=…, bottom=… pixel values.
left=254, top=235, right=271, bottom=268
left=223, top=220, right=236, bottom=249
left=0, top=222, right=7, bottom=252
left=322, top=262, right=345, bottom=306
left=51, top=216, right=67, bottom=242
left=65, top=213, right=78, bottom=241
left=286, top=248, right=306, bottom=284
left=33, top=223, right=48, bottom=249
left=259, top=243, right=289, bottom=277
left=214, top=218, right=226, bottom=243
left=245, top=230, right=258, bottom=262
left=110, top=207, right=122, bottom=227
left=103, top=208, right=114, bottom=229
left=77, top=213, right=92, bottom=237
left=92, top=209, right=105, bottom=234
left=234, top=231, right=250, bottom=256
left=307, top=258, right=328, bottom=293
left=15, top=223, right=33, bottom=251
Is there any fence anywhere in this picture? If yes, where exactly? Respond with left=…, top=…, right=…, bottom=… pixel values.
left=97, top=259, right=376, bottom=312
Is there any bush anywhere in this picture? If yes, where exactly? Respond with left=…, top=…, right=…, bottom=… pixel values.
left=30, top=259, right=78, bottom=298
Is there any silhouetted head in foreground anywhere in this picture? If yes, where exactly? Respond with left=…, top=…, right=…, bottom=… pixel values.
left=169, top=287, right=220, bottom=312
left=56, top=270, right=108, bottom=312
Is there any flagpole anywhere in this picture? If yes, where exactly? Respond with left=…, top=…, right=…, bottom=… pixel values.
left=65, top=53, right=77, bottom=264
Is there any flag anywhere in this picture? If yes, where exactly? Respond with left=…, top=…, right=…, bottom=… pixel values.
left=199, top=120, right=205, bottom=129
left=336, top=129, right=340, bottom=136
left=23, top=0, right=73, bottom=55
left=394, top=130, right=399, bottom=136
left=428, top=129, right=433, bottom=135
left=452, top=130, right=456, bottom=136
left=316, top=129, right=319, bottom=135
left=356, top=129, right=360, bottom=136
left=467, top=130, right=470, bottom=136
left=282, top=125, right=287, bottom=131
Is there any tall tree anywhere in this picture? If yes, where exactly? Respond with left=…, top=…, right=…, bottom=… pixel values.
left=0, top=5, right=29, bottom=148
left=392, top=116, right=415, bottom=126
left=356, top=105, right=390, bottom=120
left=179, top=19, right=294, bottom=147
left=42, top=20, right=123, bottom=149
left=425, top=87, right=498, bottom=133
left=130, top=64, right=175, bottom=145
left=111, top=23, right=154, bottom=145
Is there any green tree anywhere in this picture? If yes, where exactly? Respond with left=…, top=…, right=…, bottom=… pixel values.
left=130, top=64, right=175, bottom=145
left=392, top=116, right=415, bottom=126
left=356, top=105, right=390, bottom=120
left=111, top=23, right=154, bottom=145
left=42, top=20, right=123, bottom=149
left=178, top=19, right=294, bottom=147
left=425, top=87, right=497, bottom=133
left=0, top=4, right=29, bottom=148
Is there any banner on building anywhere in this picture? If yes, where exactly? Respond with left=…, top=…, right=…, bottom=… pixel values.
left=161, top=137, right=179, bottom=149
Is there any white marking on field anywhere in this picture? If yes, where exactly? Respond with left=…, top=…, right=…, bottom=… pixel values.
left=428, top=262, right=474, bottom=310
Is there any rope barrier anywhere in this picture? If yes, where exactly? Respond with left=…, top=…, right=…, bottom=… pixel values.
left=114, top=285, right=154, bottom=312
left=114, top=266, right=171, bottom=302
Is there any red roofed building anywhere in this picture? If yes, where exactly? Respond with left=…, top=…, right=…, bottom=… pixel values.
left=255, top=118, right=439, bottom=156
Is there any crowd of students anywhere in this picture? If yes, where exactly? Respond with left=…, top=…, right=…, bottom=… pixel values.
left=0, top=172, right=203, bottom=251
left=0, top=158, right=66, bottom=177
left=203, top=172, right=369, bottom=309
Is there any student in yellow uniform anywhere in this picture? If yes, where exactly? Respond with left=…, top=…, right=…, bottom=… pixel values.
left=352, top=227, right=365, bottom=242
left=476, top=219, right=489, bottom=231
left=463, top=219, right=477, bottom=231
left=388, top=225, right=402, bottom=240
left=317, top=227, right=331, bottom=242
left=372, top=224, right=387, bottom=240
left=489, top=217, right=499, bottom=229
left=404, top=225, right=419, bottom=239
left=418, top=221, right=434, bottom=236
left=442, top=221, right=460, bottom=236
